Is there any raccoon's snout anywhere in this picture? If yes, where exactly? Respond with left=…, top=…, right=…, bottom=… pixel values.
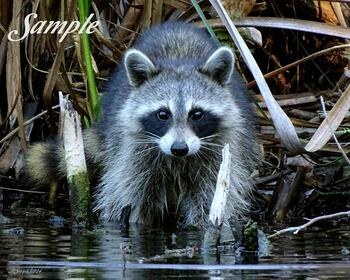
left=158, top=128, right=200, bottom=156
left=170, top=141, right=189, bottom=157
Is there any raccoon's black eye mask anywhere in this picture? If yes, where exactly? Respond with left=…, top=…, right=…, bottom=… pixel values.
left=140, top=108, right=172, bottom=137
left=189, top=109, right=204, bottom=121
left=188, top=108, right=220, bottom=138
left=140, top=107, right=220, bottom=138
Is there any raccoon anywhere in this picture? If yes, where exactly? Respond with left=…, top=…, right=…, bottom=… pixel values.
left=26, top=22, right=260, bottom=227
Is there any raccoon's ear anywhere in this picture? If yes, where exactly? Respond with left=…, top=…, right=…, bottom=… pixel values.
left=201, top=46, right=234, bottom=86
left=124, top=49, right=158, bottom=87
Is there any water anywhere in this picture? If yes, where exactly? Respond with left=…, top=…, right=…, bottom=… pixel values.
left=1, top=209, right=350, bottom=279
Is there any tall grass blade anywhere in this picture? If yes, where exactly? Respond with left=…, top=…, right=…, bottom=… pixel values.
left=77, top=0, right=100, bottom=122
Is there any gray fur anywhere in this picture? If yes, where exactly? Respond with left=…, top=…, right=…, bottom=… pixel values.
left=26, top=22, right=260, bottom=227
left=201, top=46, right=234, bottom=86
left=124, top=49, right=158, bottom=87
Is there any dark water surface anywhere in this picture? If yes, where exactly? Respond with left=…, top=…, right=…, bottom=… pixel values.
left=1, top=209, right=350, bottom=279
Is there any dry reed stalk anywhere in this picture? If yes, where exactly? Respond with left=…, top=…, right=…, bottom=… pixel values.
left=6, top=0, right=25, bottom=149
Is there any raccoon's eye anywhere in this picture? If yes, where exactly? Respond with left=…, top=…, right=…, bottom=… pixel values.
left=157, top=110, right=171, bottom=121
left=190, top=110, right=204, bottom=121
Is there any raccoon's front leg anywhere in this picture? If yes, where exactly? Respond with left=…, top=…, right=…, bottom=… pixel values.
left=177, top=195, right=210, bottom=227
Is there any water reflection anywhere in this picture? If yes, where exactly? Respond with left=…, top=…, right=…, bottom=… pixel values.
left=1, top=210, right=350, bottom=279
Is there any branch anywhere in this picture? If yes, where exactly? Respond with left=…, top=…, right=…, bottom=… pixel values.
left=0, top=105, right=60, bottom=145
left=268, top=210, right=350, bottom=239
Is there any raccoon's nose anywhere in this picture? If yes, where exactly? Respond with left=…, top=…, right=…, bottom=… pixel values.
left=170, top=141, right=189, bottom=157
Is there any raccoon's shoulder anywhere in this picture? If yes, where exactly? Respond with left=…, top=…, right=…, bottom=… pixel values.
left=230, top=70, right=255, bottom=120
left=96, top=64, right=130, bottom=137
left=133, top=21, right=219, bottom=61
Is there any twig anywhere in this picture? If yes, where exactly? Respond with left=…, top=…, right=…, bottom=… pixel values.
left=247, top=44, right=350, bottom=88
left=0, top=105, right=60, bottom=145
left=253, top=171, right=282, bottom=185
left=0, top=186, right=46, bottom=194
left=320, top=96, right=350, bottom=165
left=268, top=210, right=350, bottom=239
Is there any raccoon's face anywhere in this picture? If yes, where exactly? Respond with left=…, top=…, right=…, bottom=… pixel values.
left=123, top=46, right=240, bottom=157
left=139, top=104, right=221, bottom=157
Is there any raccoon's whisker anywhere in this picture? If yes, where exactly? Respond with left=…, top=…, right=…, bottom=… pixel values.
left=132, top=141, right=157, bottom=145
left=193, top=151, right=203, bottom=162
left=135, top=136, right=159, bottom=142
left=154, top=149, right=162, bottom=163
left=196, top=149, right=211, bottom=163
left=200, top=145, right=221, bottom=155
left=140, top=146, right=158, bottom=153
left=196, top=150, right=206, bottom=159
left=193, top=161, right=203, bottom=182
left=199, top=133, right=221, bottom=140
left=143, top=137, right=160, bottom=143
left=201, top=141, right=224, bottom=148
left=199, top=133, right=223, bottom=141
left=142, top=146, right=159, bottom=153
left=133, top=138, right=159, bottom=144
left=201, top=143, right=221, bottom=151
left=197, top=153, right=209, bottom=166
left=144, top=131, right=161, bottom=139
left=131, top=146, right=159, bottom=157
